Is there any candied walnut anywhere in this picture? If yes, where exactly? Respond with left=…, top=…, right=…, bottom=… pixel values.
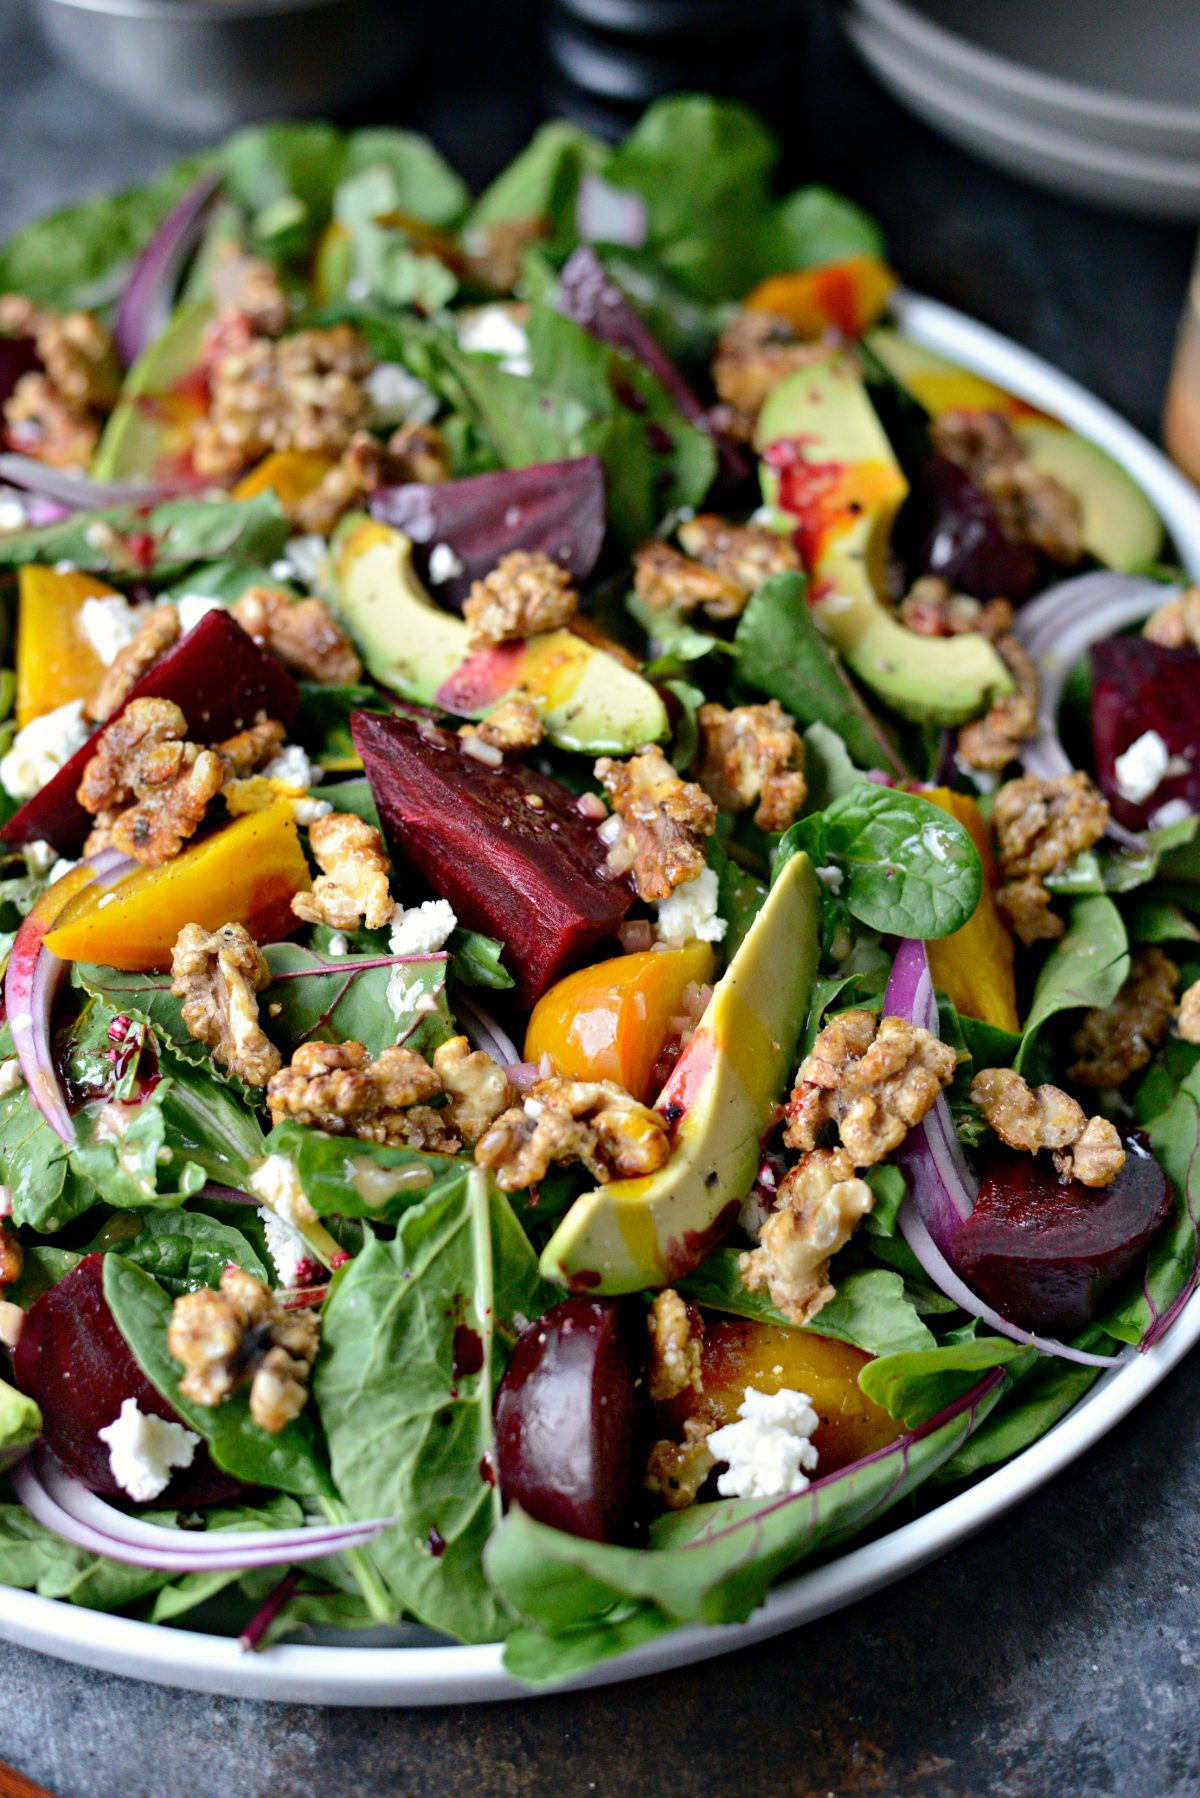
left=992, top=772, right=1109, bottom=947
left=459, top=698, right=545, bottom=755
left=897, top=577, right=1014, bottom=641
left=462, top=215, right=550, bottom=293
left=632, top=538, right=744, bottom=621
left=36, top=309, right=119, bottom=410
left=956, top=636, right=1039, bottom=772
left=595, top=745, right=716, bottom=901
left=677, top=514, right=801, bottom=607
left=645, top=1418, right=716, bottom=1510
left=86, top=603, right=180, bottom=724
left=0, top=1220, right=23, bottom=1288
left=783, top=1011, right=957, bottom=1167
left=170, top=921, right=282, bottom=1088
left=290, top=424, right=451, bottom=535
left=193, top=323, right=372, bottom=481
left=432, top=1035, right=514, bottom=1144
left=462, top=551, right=578, bottom=647
left=210, top=242, right=289, bottom=337
left=1179, top=978, right=1200, bottom=1045
left=474, top=1077, right=671, bottom=1192
left=76, top=696, right=224, bottom=867
left=266, top=1039, right=444, bottom=1146
left=2, top=303, right=119, bottom=467
left=647, top=1289, right=703, bottom=1402
left=1143, top=586, right=1200, bottom=651
left=216, top=718, right=286, bottom=778
left=167, top=1266, right=319, bottom=1433
left=970, top=1066, right=1125, bottom=1188
left=1068, top=948, right=1179, bottom=1089
left=711, top=311, right=824, bottom=436
left=931, top=409, right=1083, bottom=562
left=383, top=421, right=452, bottom=485
left=697, top=699, right=807, bottom=833
left=739, top=1147, right=874, bottom=1325
left=231, top=586, right=362, bottom=685
left=4, top=373, right=102, bottom=468
left=291, top=811, right=394, bottom=931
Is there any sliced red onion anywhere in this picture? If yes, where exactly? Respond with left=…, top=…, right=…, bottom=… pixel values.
left=0, top=453, right=204, bottom=511
left=113, top=172, right=222, bottom=368
left=575, top=173, right=648, bottom=249
left=457, top=991, right=521, bottom=1068
left=13, top=1453, right=393, bottom=1572
left=504, top=1060, right=540, bottom=1092
left=240, top=1567, right=303, bottom=1652
left=5, top=848, right=136, bottom=1143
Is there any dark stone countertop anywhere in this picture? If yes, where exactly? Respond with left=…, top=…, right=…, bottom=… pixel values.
left=2, top=4, right=1199, bottom=1793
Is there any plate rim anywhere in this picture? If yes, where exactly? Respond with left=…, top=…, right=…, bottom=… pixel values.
left=3, top=286, right=1200, bottom=1705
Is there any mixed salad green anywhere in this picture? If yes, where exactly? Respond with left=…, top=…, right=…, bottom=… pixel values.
left=0, top=97, right=1196, bottom=1684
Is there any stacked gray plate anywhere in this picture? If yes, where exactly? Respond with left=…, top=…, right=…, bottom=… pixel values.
left=845, top=0, right=1200, bottom=219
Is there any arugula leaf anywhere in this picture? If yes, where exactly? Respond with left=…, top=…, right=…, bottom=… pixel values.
left=264, top=1118, right=466, bottom=1223
left=734, top=572, right=905, bottom=776
left=315, top=1170, right=553, bottom=1642
left=0, top=493, right=289, bottom=575
left=1014, top=895, right=1130, bottom=1072
left=857, top=1336, right=1026, bottom=1426
left=777, top=786, right=982, bottom=940
left=103, top=1255, right=329, bottom=1498
left=122, top=1209, right=269, bottom=1297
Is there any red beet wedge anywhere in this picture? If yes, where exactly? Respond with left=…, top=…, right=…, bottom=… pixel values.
left=948, top=1134, right=1172, bottom=1337
left=1091, top=636, right=1200, bottom=831
left=11, top=1254, right=245, bottom=1505
left=351, top=709, right=634, bottom=1005
left=899, top=456, right=1036, bottom=602
left=494, top=1297, right=650, bottom=1543
left=0, top=336, right=40, bottom=410
left=1, top=608, right=300, bottom=849
left=371, top=456, right=606, bottom=612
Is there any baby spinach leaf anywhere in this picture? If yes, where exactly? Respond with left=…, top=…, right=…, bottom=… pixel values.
left=103, top=1255, right=329, bottom=1498
left=147, top=1495, right=306, bottom=1624
left=708, top=839, right=767, bottom=961
left=680, top=1254, right=933, bottom=1356
left=315, top=1170, right=552, bottom=1642
left=341, top=128, right=470, bottom=227
left=70, top=1079, right=209, bottom=1212
left=450, top=929, right=514, bottom=991
left=0, top=493, right=289, bottom=575
left=0, top=1502, right=172, bottom=1611
left=934, top=1325, right=1114, bottom=1482
left=0, top=1377, right=40, bottom=1465
left=334, top=167, right=460, bottom=312
left=800, top=722, right=870, bottom=812
left=122, top=1209, right=269, bottom=1297
left=862, top=1164, right=907, bottom=1238
left=1015, top=894, right=1130, bottom=1072
left=4, top=1244, right=81, bottom=1308
left=468, top=120, right=606, bottom=239
left=264, top=1119, right=466, bottom=1223
left=0, top=1086, right=96, bottom=1233
left=856, top=1336, right=1025, bottom=1426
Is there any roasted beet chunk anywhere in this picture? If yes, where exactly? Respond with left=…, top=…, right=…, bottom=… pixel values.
left=11, top=1253, right=244, bottom=1504
left=352, top=709, right=634, bottom=1005
left=948, top=1135, right=1172, bottom=1337
left=897, top=456, right=1036, bottom=602
left=1, top=608, right=300, bottom=849
left=1091, top=636, right=1200, bottom=831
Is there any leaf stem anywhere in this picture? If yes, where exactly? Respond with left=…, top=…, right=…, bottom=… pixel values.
left=318, top=1495, right=396, bottom=1622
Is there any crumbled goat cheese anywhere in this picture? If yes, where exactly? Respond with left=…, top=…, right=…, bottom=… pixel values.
left=389, top=898, right=458, bottom=957
left=655, top=868, right=727, bottom=947
left=0, top=1301, right=22, bottom=1349
left=1151, top=797, right=1195, bottom=830
left=49, top=856, right=80, bottom=886
left=428, top=542, right=466, bottom=585
left=22, top=839, right=58, bottom=876
left=457, top=306, right=532, bottom=376
left=0, top=700, right=89, bottom=800
left=78, top=594, right=143, bottom=666
left=364, top=361, right=439, bottom=428
left=1115, top=730, right=1172, bottom=805
left=175, top=592, right=224, bottom=635
left=294, top=797, right=333, bottom=825
left=98, top=1398, right=200, bottom=1503
left=0, top=1060, right=22, bottom=1097
left=264, top=743, right=320, bottom=792
left=706, top=1386, right=820, bottom=1500
left=815, top=864, right=843, bottom=893
left=387, top=969, right=440, bottom=1025
left=271, top=535, right=328, bottom=590
left=0, top=489, right=29, bottom=533
left=326, top=931, right=349, bottom=956
left=248, top=1153, right=317, bottom=1229
left=258, top=1205, right=314, bottom=1288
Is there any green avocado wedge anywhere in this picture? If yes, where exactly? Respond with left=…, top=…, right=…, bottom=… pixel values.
left=92, top=299, right=214, bottom=483
left=539, top=851, right=819, bottom=1295
left=0, top=1375, right=40, bottom=1469
left=756, top=352, right=1012, bottom=727
left=332, top=516, right=668, bottom=754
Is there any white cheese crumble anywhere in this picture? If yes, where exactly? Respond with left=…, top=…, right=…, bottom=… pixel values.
left=175, top=592, right=224, bottom=636
left=263, top=743, right=320, bottom=792
left=0, top=1300, right=22, bottom=1350
left=386, top=969, right=440, bottom=1025
left=0, top=1060, right=22, bottom=1097
left=271, top=534, right=328, bottom=591
left=364, top=360, right=439, bottom=428
left=326, top=931, right=349, bottom=956
left=22, top=839, right=58, bottom=876
left=1114, top=730, right=1172, bottom=805
left=815, top=864, right=844, bottom=893
left=0, top=488, right=29, bottom=533
left=655, top=868, right=727, bottom=947
left=0, top=700, right=89, bottom=800
left=78, top=594, right=143, bottom=666
left=457, top=305, right=532, bottom=376
left=706, top=1387, right=820, bottom=1501
left=98, top=1398, right=199, bottom=1503
left=389, top=897, right=457, bottom=957
left=49, top=856, right=80, bottom=886
left=1151, top=797, right=1195, bottom=830
left=258, top=1205, right=314, bottom=1288
left=427, top=542, right=466, bottom=585
left=249, top=1153, right=317, bottom=1229
left=294, top=797, right=333, bottom=825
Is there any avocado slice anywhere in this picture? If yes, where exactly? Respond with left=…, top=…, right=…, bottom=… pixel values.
left=756, top=351, right=1012, bottom=727
left=1012, top=419, right=1163, bottom=572
left=0, top=1374, right=40, bottom=1470
left=92, top=299, right=214, bottom=483
left=333, top=517, right=668, bottom=755
left=864, top=326, right=1028, bottom=420
left=539, top=850, right=819, bottom=1294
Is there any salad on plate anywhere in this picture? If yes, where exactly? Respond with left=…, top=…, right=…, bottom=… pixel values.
left=0, top=96, right=1197, bottom=1685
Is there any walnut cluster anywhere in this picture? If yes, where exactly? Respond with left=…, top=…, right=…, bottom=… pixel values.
left=1179, top=978, right=1200, bottom=1045
left=970, top=1066, right=1125, bottom=1187
left=697, top=699, right=807, bottom=833
left=192, top=322, right=373, bottom=481
left=1143, top=586, right=1200, bottom=652
left=170, top=922, right=281, bottom=1088
left=784, top=1010, right=958, bottom=1167
left=956, top=636, right=1040, bottom=773
left=88, top=604, right=180, bottom=724
left=232, top=587, right=363, bottom=685
left=0, top=1221, right=23, bottom=1288
left=739, top=1145, right=875, bottom=1325
left=897, top=578, right=1015, bottom=642
left=992, top=772, right=1110, bottom=946
left=474, top=1076, right=671, bottom=1192
left=594, top=745, right=716, bottom=901
left=645, top=1418, right=717, bottom=1511
left=167, top=1265, right=319, bottom=1435
left=459, top=697, right=545, bottom=755
left=291, top=812, right=395, bottom=932
left=266, top=1035, right=513, bottom=1153
left=633, top=515, right=800, bottom=623
left=288, top=424, right=451, bottom=536
left=209, top=242, right=290, bottom=338
left=1, top=294, right=119, bottom=468
left=462, top=551, right=578, bottom=648
left=77, top=697, right=225, bottom=866
left=1068, top=948, right=1179, bottom=1090
left=710, top=311, right=823, bottom=439
left=931, top=409, right=1083, bottom=564
left=646, top=1289, right=704, bottom=1403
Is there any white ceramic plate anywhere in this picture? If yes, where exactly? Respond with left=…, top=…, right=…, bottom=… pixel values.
left=847, top=12, right=1200, bottom=221
left=3, top=290, right=1200, bottom=1705
left=852, top=0, right=1200, bottom=158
